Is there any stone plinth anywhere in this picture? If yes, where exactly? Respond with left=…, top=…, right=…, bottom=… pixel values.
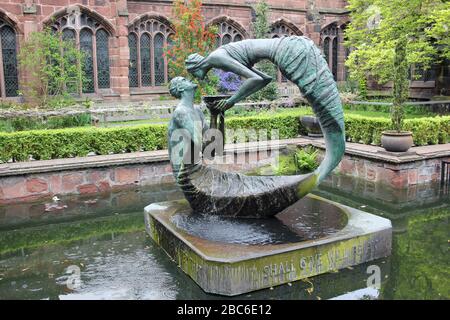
left=144, top=194, right=392, bottom=296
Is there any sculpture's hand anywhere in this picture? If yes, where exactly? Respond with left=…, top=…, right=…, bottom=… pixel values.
left=213, top=99, right=234, bottom=113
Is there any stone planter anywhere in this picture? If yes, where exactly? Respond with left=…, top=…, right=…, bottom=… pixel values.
left=381, top=131, right=413, bottom=152
left=300, top=115, right=323, bottom=137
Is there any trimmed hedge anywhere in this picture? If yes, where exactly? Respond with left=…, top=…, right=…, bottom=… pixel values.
left=0, top=113, right=92, bottom=132
left=345, top=115, right=450, bottom=146
left=0, top=110, right=448, bottom=163
left=0, top=124, right=167, bottom=162
left=225, top=109, right=311, bottom=141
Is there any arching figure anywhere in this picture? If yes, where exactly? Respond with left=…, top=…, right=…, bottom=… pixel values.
left=171, top=36, right=345, bottom=217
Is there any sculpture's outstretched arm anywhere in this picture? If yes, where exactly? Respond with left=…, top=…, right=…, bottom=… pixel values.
left=208, top=53, right=271, bottom=110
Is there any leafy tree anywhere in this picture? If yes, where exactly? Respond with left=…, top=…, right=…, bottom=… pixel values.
left=345, top=0, right=450, bottom=130
left=248, top=0, right=279, bottom=102
left=18, top=27, right=85, bottom=106
left=345, top=0, right=450, bottom=94
left=167, top=0, right=218, bottom=101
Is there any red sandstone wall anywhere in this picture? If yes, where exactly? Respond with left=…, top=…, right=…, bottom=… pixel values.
left=0, top=0, right=350, bottom=100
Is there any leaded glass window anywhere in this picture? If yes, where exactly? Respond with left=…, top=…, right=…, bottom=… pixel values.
left=96, top=29, right=110, bottom=89
left=332, top=37, right=338, bottom=81
left=128, top=33, right=138, bottom=87
left=222, top=34, right=232, bottom=45
left=140, top=33, right=151, bottom=86
left=128, top=16, right=174, bottom=87
left=154, top=33, right=165, bottom=86
left=212, top=20, right=245, bottom=48
left=62, top=29, right=77, bottom=94
left=50, top=9, right=112, bottom=95
left=0, top=25, right=18, bottom=97
left=323, top=38, right=330, bottom=68
left=80, top=28, right=94, bottom=93
left=321, top=23, right=339, bottom=80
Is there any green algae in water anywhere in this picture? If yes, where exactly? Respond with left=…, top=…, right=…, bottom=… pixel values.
left=0, top=212, right=145, bottom=256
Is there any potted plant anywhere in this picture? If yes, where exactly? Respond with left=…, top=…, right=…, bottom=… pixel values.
left=301, top=115, right=323, bottom=137
left=381, top=37, right=413, bottom=152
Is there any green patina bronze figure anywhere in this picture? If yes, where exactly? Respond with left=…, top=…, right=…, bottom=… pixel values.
left=168, top=35, right=345, bottom=217
left=168, top=76, right=317, bottom=218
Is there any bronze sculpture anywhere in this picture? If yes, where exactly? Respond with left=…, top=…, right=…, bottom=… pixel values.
left=168, top=36, right=345, bottom=217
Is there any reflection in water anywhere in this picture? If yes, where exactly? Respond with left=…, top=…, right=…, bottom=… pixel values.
left=0, top=177, right=448, bottom=300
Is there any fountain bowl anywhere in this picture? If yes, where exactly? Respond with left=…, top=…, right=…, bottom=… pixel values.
left=144, top=194, right=392, bottom=296
left=202, top=94, right=232, bottom=111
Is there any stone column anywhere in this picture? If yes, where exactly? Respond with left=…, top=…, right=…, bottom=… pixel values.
left=110, top=0, right=130, bottom=100
left=305, top=0, right=322, bottom=46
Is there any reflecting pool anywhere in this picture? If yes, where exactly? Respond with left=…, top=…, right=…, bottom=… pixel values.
left=0, top=176, right=448, bottom=300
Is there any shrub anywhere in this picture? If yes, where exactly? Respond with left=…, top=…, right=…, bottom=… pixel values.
left=0, top=113, right=92, bottom=132
left=18, top=27, right=85, bottom=105
left=0, top=125, right=167, bottom=162
left=0, top=111, right=448, bottom=163
left=273, top=146, right=319, bottom=175
left=225, top=109, right=310, bottom=142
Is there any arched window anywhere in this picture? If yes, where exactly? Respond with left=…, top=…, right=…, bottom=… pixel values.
left=128, top=16, right=174, bottom=88
left=212, top=20, right=245, bottom=48
left=320, top=23, right=339, bottom=80
left=128, top=33, right=138, bottom=87
left=96, top=29, right=110, bottom=89
left=269, top=21, right=301, bottom=38
left=80, top=28, right=94, bottom=93
left=154, top=33, right=165, bottom=86
left=269, top=21, right=302, bottom=83
left=51, top=10, right=112, bottom=94
left=0, top=21, right=19, bottom=98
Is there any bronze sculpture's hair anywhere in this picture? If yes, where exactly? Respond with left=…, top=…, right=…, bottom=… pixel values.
left=168, top=76, right=185, bottom=98
left=185, top=53, right=205, bottom=72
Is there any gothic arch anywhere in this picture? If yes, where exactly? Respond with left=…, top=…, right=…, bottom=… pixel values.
left=206, top=16, right=249, bottom=44
left=0, top=8, right=21, bottom=34
left=0, top=12, right=19, bottom=98
left=43, top=5, right=115, bottom=94
left=320, top=22, right=339, bottom=80
left=269, top=18, right=303, bottom=37
left=127, top=14, right=175, bottom=88
left=42, top=5, right=116, bottom=36
left=128, top=13, right=174, bottom=32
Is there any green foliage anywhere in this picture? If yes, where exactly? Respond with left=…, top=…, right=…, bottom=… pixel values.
left=0, top=124, right=167, bottom=162
left=273, top=146, right=319, bottom=175
left=0, top=113, right=92, bottom=132
left=358, top=78, right=368, bottom=99
left=294, top=146, right=319, bottom=173
left=167, top=0, right=218, bottom=102
left=345, top=0, right=450, bottom=85
left=248, top=0, right=279, bottom=102
left=345, top=114, right=450, bottom=146
left=273, top=154, right=298, bottom=175
left=225, top=109, right=310, bottom=141
left=46, top=95, right=77, bottom=109
left=0, top=109, right=448, bottom=162
left=18, top=27, right=86, bottom=106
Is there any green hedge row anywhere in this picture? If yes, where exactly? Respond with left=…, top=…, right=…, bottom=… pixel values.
left=0, top=113, right=92, bottom=132
left=345, top=115, right=450, bottom=146
left=0, top=111, right=448, bottom=163
left=225, top=109, right=311, bottom=141
left=0, top=124, right=167, bottom=162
